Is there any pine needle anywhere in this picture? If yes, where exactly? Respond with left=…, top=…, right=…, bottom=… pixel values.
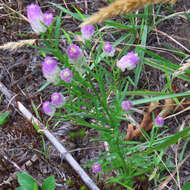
left=80, top=0, right=177, bottom=27
left=0, top=39, right=36, bottom=51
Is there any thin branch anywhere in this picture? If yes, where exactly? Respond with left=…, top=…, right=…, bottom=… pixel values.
left=0, top=81, right=100, bottom=190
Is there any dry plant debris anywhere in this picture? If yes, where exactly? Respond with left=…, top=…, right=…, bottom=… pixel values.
left=173, top=59, right=190, bottom=78
left=158, top=154, right=190, bottom=190
left=0, top=153, right=39, bottom=186
left=125, top=98, right=190, bottom=140
left=0, top=81, right=100, bottom=190
left=0, top=39, right=36, bottom=51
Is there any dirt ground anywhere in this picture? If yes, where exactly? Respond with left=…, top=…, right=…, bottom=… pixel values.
left=0, top=0, right=190, bottom=189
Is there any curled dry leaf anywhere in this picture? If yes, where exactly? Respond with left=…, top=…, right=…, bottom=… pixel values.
left=125, top=99, right=174, bottom=140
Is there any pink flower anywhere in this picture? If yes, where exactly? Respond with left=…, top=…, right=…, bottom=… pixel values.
left=27, top=3, right=53, bottom=34
left=155, top=115, right=164, bottom=127
left=81, top=24, right=95, bottom=40
left=43, top=12, right=54, bottom=26
left=51, top=92, right=65, bottom=108
left=60, top=68, right=73, bottom=83
left=116, top=51, right=140, bottom=71
left=42, top=101, right=55, bottom=116
left=42, top=57, right=60, bottom=84
left=103, top=42, right=115, bottom=57
left=121, top=100, right=133, bottom=111
left=92, top=163, right=101, bottom=173
left=67, top=44, right=82, bottom=60
left=27, top=3, right=45, bottom=34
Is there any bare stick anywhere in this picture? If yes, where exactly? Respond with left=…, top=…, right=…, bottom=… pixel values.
left=0, top=81, right=100, bottom=190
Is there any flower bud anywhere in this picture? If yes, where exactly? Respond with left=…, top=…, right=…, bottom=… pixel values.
left=51, top=92, right=65, bottom=108
left=117, top=51, right=140, bottom=72
left=155, top=115, right=164, bottom=127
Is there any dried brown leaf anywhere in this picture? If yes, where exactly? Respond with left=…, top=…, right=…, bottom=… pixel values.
left=125, top=99, right=174, bottom=140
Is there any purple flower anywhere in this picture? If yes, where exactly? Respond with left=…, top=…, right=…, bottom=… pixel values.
left=81, top=24, right=95, bottom=40
left=27, top=3, right=53, bottom=34
left=51, top=92, right=65, bottom=108
left=103, top=42, right=115, bottom=57
left=67, top=44, right=82, bottom=60
left=116, top=51, right=140, bottom=72
left=42, top=101, right=55, bottom=116
left=121, top=100, right=133, bottom=111
left=155, top=115, right=164, bottom=127
left=60, top=68, right=73, bottom=83
left=43, top=12, right=54, bottom=26
left=42, top=57, right=60, bottom=84
left=92, top=163, right=101, bottom=173
left=27, top=3, right=45, bottom=34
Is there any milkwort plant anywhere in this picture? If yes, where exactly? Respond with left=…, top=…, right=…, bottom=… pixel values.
left=27, top=2, right=190, bottom=189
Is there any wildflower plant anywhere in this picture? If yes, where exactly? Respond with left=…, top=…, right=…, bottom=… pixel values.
left=28, top=2, right=190, bottom=189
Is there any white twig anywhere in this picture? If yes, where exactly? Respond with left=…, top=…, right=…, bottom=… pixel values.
left=0, top=81, right=100, bottom=190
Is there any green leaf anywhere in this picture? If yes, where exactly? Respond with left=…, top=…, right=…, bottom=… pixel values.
left=55, top=11, right=63, bottom=47
left=17, top=173, right=38, bottom=190
left=50, top=3, right=82, bottom=21
left=15, top=187, right=25, bottom=190
left=33, top=183, right=38, bottom=190
left=37, top=81, right=50, bottom=92
left=133, top=91, right=190, bottom=105
left=0, top=111, right=9, bottom=125
left=104, top=20, right=137, bottom=32
left=42, top=176, right=55, bottom=190
left=146, top=126, right=190, bottom=154
left=182, top=182, right=190, bottom=190
left=31, top=101, right=41, bottom=122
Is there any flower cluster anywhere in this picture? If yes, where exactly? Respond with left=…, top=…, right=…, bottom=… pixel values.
left=117, top=51, right=140, bottom=71
left=42, top=92, right=65, bottom=116
left=27, top=3, right=54, bottom=34
left=42, top=56, right=73, bottom=85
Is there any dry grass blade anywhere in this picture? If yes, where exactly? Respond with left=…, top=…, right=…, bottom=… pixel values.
left=1, top=2, right=28, bottom=22
left=0, top=39, right=36, bottom=51
left=81, top=0, right=177, bottom=26
left=158, top=154, right=190, bottom=190
left=173, top=59, right=190, bottom=78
